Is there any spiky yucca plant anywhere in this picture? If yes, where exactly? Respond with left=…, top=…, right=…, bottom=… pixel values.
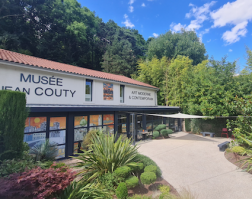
left=29, top=139, right=58, bottom=161
left=75, top=132, right=139, bottom=181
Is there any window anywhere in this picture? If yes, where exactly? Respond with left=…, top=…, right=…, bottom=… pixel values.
left=85, top=80, right=92, bottom=101
left=120, top=85, right=124, bottom=103
left=73, top=116, right=88, bottom=153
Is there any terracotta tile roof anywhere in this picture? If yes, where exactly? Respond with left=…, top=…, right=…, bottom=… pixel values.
left=0, top=49, right=158, bottom=89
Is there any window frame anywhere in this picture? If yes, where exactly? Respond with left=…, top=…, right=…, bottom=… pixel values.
left=120, top=85, right=124, bottom=103
left=85, top=79, right=93, bottom=102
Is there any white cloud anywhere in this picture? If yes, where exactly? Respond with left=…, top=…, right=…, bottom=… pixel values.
left=211, top=0, right=252, bottom=44
left=129, top=6, right=134, bottom=12
left=211, top=0, right=252, bottom=27
left=153, top=33, right=159, bottom=38
left=222, top=21, right=248, bottom=44
left=199, top=28, right=210, bottom=41
left=129, top=0, right=135, bottom=5
left=229, top=49, right=233, bottom=52
left=141, top=3, right=146, bottom=7
left=122, top=14, right=135, bottom=28
left=185, top=1, right=216, bottom=31
left=170, top=1, right=215, bottom=33
left=170, top=23, right=186, bottom=32
left=207, top=39, right=211, bottom=43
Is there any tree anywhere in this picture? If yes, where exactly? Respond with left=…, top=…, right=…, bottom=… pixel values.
left=146, top=30, right=207, bottom=65
left=101, top=32, right=136, bottom=77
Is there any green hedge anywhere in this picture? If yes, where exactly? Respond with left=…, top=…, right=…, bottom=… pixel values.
left=133, top=154, right=161, bottom=177
left=153, top=131, right=159, bottom=138
left=0, top=90, right=28, bottom=160
left=154, top=124, right=166, bottom=131
left=140, top=172, right=156, bottom=185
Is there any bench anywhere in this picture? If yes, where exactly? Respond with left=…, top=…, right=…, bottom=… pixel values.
left=201, top=132, right=215, bottom=137
left=218, top=141, right=230, bottom=151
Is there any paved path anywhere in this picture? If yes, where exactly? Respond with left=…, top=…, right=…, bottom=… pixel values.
left=138, top=132, right=252, bottom=199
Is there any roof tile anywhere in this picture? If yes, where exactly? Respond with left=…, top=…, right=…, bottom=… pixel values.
left=0, top=49, right=158, bottom=89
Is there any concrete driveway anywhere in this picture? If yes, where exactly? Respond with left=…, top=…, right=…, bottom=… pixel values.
left=138, top=132, right=252, bottom=199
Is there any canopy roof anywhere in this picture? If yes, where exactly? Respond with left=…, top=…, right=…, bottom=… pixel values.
left=149, top=113, right=210, bottom=119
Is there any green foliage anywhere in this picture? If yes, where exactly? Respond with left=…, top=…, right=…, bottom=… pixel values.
left=101, top=31, right=136, bottom=77
left=159, top=185, right=170, bottom=199
left=37, top=160, right=54, bottom=169
left=153, top=131, right=160, bottom=138
left=29, top=139, right=58, bottom=161
left=58, top=180, right=111, bottom=199
left=147, top=30, right=207, bottom=65
left=226, top=95, right=252, bottom=146
left=232, top=146, right=246, bottom=155
left=75, top=133, right=138, bottom=181
left=140, top=172, right=157, bottom=185
left=82, top=129, right=100, bottom=150
left=144, top=165, right=157, bottom=174
left=133, top=154, right=162, bottom=177
left=0, top=90, right=28, bottom=160
left=161, top=129, right=172, bottom=137
left=167, top=129, right=173, bottom=134
left=0, top=152, right=36, bottom=177
left=155, top=124, right=167, bottom=131
left=97, top=172, right=122, bottom=193
left=116, top=182, right=128, bottom=199
left=185, top=119, right=191, bottom=132
left=125, top=176, right=139, bottom=188
left=114, top=166, right=131, bottom=178
left=130, top=162, right=144, bottom=173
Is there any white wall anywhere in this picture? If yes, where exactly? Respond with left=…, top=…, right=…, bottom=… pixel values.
left=0, top=63, right=157, bottom=106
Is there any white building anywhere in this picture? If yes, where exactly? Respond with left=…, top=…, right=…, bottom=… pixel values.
left=0, top=49, right=180, bottom=158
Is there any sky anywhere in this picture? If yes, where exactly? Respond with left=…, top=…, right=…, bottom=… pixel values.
left=79, top=0, right=252, bottom=72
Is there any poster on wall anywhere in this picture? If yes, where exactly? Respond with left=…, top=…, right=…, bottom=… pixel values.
left=103, top=114, right=114, bottom=125
left=50, top=117, right=66, bottom=130
left=25, top=117, right=47, bottom=132
left=103, top=83, right=113, bottom=100
left=74, top=116, right=88, bottom=128
left=90, top=115, right=102, bottom=126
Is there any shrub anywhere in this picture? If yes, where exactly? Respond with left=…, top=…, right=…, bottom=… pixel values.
left=154, top=124, right=166, bottom=131
left=0, top=90, right=28, bottom=160
left=0, top=166, right=76, bottom=199
left=98, top=172, right=122, bottom=193
left=125, top=176, right=139, bottom=188
left=29, top=139, right=58, bottom=161
left=133, top=154, right=162, bottom=177
left=161, top=129, right=169, bottom=136
left=114, top=166, right=131, bottom=178
left=159, top=185, right=170, bottom=197
left=82, top=129, right=100, bottom=150
left=36, top=160, right=54, bottom=169
left=0, top=153, right=36, bottom=177
left=232, top=146, right=246, bottom=155
left=75, top=133, right=138, bottom=181
left=153, top=131, right=160, bottom=138
left=140, top=172, right=156, bottom=185
left=167, top=129, right=173, bottom=134
left=144, top=165, right=157, bottom=174
left=116, top=182, right=128, bottom=199
left=58, top=180, right=111, bottom=199
left=130, top=162, right=144, bottom=172
left=185, top=119, right=191, bottom=132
